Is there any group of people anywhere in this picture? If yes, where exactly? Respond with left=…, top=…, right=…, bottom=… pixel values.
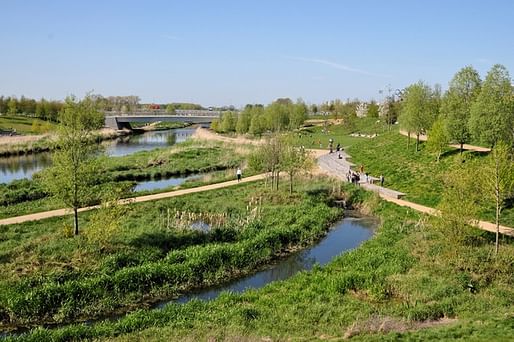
left=345, top=165, right=385, bottom=187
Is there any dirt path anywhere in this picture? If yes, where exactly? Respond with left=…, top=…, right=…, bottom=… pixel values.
left=0, top=174, right=267, bottom=226
left=399, top=130, right=491, bottom=152
left=192, top=127, right=265, bottom=145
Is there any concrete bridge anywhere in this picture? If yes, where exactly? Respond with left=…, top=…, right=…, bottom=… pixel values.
left=104, top=110, right=222, bottom=130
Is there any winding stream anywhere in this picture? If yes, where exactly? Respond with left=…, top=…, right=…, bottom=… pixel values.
left=0, top=215, right=377, bottom=337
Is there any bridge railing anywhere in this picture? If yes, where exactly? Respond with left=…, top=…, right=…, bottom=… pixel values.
left=104, top=109, right=223, bottom=117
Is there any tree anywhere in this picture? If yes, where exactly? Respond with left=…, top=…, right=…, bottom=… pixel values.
left=436, top=158, right=482, bottom=251
left=289, top=100, right=308, bottom=129
left=469, top=64, right=514, bottom=147
left=427, top=116, right=450, bottom=162
left=43, top=95, right=102, bottom=236
left=7, top=97, right=17, bottom=115
left=220, top=111, right=236, bottom=132
left=399, top=81, right=439, bottom=151
left=236, top=107, right=252, bottom=134
left=479, top=141, right=514, bottom=254
left=442, top=66, right=482, bottom=154
left=367, top=101, right=379, bottom=118
left=248, top=136, right=283, bottom=190
left=281, top=138, right=315, bottom=193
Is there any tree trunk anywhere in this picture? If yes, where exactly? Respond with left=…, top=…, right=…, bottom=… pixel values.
left=495, top=159, right=500, bottom=254
left=407, top=131, right=411, bottom=148
left=289, top=173, right=293, bottom=194
left=276, top=171, right=280, bottom=190
left=416, top=133, right=420, bottom=152
left=460, top=142, right=463, bottom=155
left=74, top=207, right=79, bottom=235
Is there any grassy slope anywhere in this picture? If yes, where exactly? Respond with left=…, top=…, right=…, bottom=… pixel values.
left=0, top=116, right=56, bottom=135
left=9, top=187, right=514, bottom=341
left=346, top=131, right=514, bottom=226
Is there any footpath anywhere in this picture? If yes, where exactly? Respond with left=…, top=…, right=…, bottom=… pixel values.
left=1, top=129, right=512, bottom=237
left=317, top=151, right=514, bottom=237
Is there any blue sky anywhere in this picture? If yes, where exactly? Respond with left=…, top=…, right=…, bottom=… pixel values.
left=1, top=0, right=514, bottom=107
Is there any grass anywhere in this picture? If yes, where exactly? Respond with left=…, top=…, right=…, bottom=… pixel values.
left=345, top=130, right=514, bottom=226
left=0, top=178, right=343, bottom=329
left=0, top=140, right=249, bottom=218
left=0, top=116, right=56, bottom=135
left=5, top=184, right=514, bottom=341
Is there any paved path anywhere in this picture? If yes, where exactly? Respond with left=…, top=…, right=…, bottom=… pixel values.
left=317, top=150, right=514, bottom=236
left=399, top=130, right=491, bottom=152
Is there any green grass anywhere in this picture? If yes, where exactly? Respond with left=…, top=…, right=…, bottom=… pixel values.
left=292, top=116, right=390, bottom=150
left=0, top=140, right=249, bottom=218
left=0, top=178, right=343, bottom=329
left=0, top=116, right=56, bottom=135
left=345, top=131, right=514, bottom=226
left=6, top=185, right=514, bottom=341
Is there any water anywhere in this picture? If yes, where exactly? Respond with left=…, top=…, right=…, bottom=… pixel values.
left=133, top=173, right=202, bottom=192
left=162, top=216, right=376, bottom=305
left=0, top=128, right=196, bottom=184
left=0, top=152, right=52, bottom=184
left=104, top=128, right=195, bottom=157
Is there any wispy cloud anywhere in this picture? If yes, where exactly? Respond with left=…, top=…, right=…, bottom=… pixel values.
left=286, top=56, right=390, bottom=78
left=161, top=34, right=180, bottom=41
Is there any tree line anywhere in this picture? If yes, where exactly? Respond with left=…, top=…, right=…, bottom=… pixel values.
left=0, top=96, right=63, bottom=122
left=400, top=64, right=514, bottom=152
left=211, top=98, right=309, bottom=135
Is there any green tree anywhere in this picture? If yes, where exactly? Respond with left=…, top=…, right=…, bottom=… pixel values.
left=281, top=137, right=314, bottom=193
left=437, top=158, right=482, bottom=251
left=400, top=81, right=439, bottom=151
left=249, top=111, right=265, bottom=136
left=289, top=101, right=308, bottom=129
left=427, top=116, right=450, bottom=162
left=43, top=95, right=102, bottom=236
left=367, top=101, right=379, bottom=118
left=469, top=64, right=514, bottom=147
left=236, top=107, right=252, bottom=134
left=7, top=97, right=17, bottom=115
left=479, top=141, right=514, bottom=254
left=442, top=66, right=482, bottom=154
left=220, top=111, right=236, bottom=132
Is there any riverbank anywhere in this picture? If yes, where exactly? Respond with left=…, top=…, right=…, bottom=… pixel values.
left=0, top=128, right=131, bottom=157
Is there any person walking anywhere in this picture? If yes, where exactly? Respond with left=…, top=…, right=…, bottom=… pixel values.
left=379, top=174, right=384, bottom=187
left=236, top=167, right=242, bottom=182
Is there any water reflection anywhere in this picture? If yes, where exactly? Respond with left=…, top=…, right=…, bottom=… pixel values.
left=0, top=128, right=196, bottom=183
left=0, top=153, right=52, bottom=184
left=133, top=173, right=202, bottom=192
left=104, top=128, right=195, bottom=157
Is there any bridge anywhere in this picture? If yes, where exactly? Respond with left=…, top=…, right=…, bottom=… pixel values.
left=104, top=109, right=222, bottom=130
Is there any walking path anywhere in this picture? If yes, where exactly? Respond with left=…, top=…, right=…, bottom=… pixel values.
left=317, top=150, right=513, bottom=236
left=1, top=129, right=512, bottom=237
left=399, top=130, right=491, bottom=152
left=0, top=174, right=267, bottom=226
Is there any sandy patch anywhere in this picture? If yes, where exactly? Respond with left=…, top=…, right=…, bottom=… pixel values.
left=343, top=315, right=458, bottom=339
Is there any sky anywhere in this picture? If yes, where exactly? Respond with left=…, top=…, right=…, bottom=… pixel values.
left=1, top=0, right=514, bottom=107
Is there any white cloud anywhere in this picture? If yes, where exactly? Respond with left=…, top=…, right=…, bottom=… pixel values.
left=287, top=56, right=390, bottom=78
